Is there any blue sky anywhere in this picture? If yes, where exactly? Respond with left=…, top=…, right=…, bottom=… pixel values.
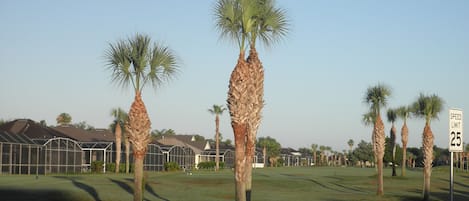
left=1, top=0, right=468, bottom=151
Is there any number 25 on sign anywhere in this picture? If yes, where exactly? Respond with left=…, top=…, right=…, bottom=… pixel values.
left=449, top=109, right=463, bottom=152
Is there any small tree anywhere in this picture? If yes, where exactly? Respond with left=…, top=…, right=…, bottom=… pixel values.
left=56, top=113, right=72, bottom=125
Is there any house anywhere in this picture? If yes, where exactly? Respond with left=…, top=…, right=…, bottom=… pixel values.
left=155, top=135, right=209, bottom=169
left=281, top=147, right=302, bottom=166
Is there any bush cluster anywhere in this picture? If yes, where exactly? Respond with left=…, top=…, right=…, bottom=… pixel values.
left=164, top=162, right=180, bottom=171
left=197, top=161, right=225, bottom=170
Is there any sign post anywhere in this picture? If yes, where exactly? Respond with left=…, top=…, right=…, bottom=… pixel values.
left=449, top=109, right=463, bottom=201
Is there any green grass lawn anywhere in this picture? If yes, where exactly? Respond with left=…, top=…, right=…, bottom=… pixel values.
left=1, top=167, right=468, bottom=201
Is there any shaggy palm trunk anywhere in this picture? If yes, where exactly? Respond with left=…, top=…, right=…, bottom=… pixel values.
left=125, top=136, right=130, bottom=173
left=115, top=124, right=122, bottom=173
left=215, top=115, right=220, bottom=171
left=228, top=52, right=249, bottom=201
left=245, top=46, right=264, bottom=201
left=263, top=146, right=267, bottom=166
left=373, top=115, right=385, bottom=196
left=401, top=122, right=408, bottom=177
left=126, top=92, right=151, bottom=201
left=422, top=123, right=433, bottom=201
left=312, top=152, right=316, bottom=166
left=390, top=124, right=397, bottom=176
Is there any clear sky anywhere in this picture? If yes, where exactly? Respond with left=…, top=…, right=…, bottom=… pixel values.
left=1, top=0, right=468, bottom=152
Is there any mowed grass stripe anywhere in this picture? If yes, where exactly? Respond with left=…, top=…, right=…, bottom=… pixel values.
left=0, top=167, right=468, bottom=201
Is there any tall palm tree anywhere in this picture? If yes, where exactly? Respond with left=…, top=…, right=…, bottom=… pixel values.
left=412, top=93, right=444, bottom=201
left=105, top=33, right=179, bottom=201
left=347, top=139, right=354, bottom=154
left=110, top=108, right=128, bottom=173
left=364, top=84, right=391, bottom=196
left=214, top=1, right=288, bottom=200
left=208, top=104, right=227, bottom=171
left=386, top=108, right=397, bottom=176
left=396, top=106, right=410, bottom=176
left=311, top=144, right=318, bottom=166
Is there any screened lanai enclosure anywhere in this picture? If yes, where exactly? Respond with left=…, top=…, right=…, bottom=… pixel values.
left=0, top=130, right=195, bottom=174
left=161, top=145, right=196, bottom=170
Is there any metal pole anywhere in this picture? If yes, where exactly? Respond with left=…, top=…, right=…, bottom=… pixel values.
left=450, top=151, right=453, bottom=201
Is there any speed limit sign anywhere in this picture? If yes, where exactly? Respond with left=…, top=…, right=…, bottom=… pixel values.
left=449, top=109, right=463, bottom=152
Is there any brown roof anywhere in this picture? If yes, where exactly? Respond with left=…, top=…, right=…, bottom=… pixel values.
left=52, top=126, right=115, bottom=142
left=0, top=119, right=67, bottom=139
left=156, top=135, right=208, bottom=154
left=0, top=119, right=115, bottom=142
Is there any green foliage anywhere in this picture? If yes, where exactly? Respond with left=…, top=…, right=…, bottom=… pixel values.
left=350, top=140, right=374, bottom=165
left=56, top=112, right=72, bottom=125
left=412, top=93, right=444, bottom=124
left=73, top=121, right=95, bottom=130
left=364, top=84, right=392, bottom=115
left=257, top=136, right=281, bottom=157
left=197, top=161, right=225, bottom=170
left=104, top=33, right=180, bottom=93
left=208, top=104, right=227, bottom=116
left=91, top=161, right=104, bottom=173
left=110, top=107, right=128, bottom=132
left=106, top=163, right=127, bottom=173
left=386, top=108, right=397, bottom=123
left=164, top=162, right=180, bottom=171
left=384, top=137, right=402, bottom=165
left=213, top=0, right=290, bottom=51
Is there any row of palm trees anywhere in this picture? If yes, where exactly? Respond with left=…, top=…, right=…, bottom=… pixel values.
left=103, top=1, right=289, bottom=200
left=364, top=84, right=444, bottom=201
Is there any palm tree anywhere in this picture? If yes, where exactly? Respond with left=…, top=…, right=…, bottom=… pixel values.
left=105, top=33, right=179, bottom=201
left=56, top=113, right=72, bottom=125
left=396, top=106, right=410, bottom=176
left=208, top=104, right=227, bottom=171
left=412, top=93, right=444, bottom=201
left=364, top=84, right=391, bottom=196
left=347, top=139, right=354, bottom=154
left=319, top=145, right=326, bottom=166
left=110, top=108, right=128, bottom=173
left=311, top=144, right=318, bottom=166
left=214, top=1, right=288, bottom=200
left=362, top=111, right=377, bottom=168
left=387, top=108, right=397, bottom=176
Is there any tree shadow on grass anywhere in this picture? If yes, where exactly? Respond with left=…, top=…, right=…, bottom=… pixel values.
left=396, top=188, right=469, bottom=201
left=54, top=176, right=101, bottom=201
left=110, top=178, right=170, bottom=201
left=0, top=189, right=71, bottom=201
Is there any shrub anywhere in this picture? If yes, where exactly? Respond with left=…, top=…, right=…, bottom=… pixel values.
left=164, top=162, right=180, bottom=171
left=91, top=161, right=104, bottom=173
left=106, top=163, right=128, bottom=173
left=197, top=161, right=225, bottom=170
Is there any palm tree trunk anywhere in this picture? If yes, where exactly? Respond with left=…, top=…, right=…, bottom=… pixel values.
left=401, top=122, right=408, bottom=176
left=125, top=136, right=130, bottom=173
left=263, top=146, right=267, bottom=167
left=134, top=154, right=145, bottom=201
left=215, top=115, right=220, bottom=171
left=233, top=122, right=247, bottom=201
left=391, top=124, right=397, bottom=176
left=245, top=46, right=264, bottom=201
left=125, top=91, right=151, bottom=201
left=422, top=123, right=433, bottom=201
left=313, top=152, right=316, bottom=166
left=374, top=115, right=385, bottom=196
left=228, top=52, right=249, bottom=201
left=115, top=124, right=122, bottom=173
